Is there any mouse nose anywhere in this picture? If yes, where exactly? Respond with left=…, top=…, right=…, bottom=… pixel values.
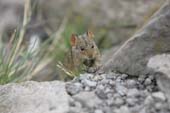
left=83, top=58, right=95, bottom=67
left=89, top=58, right=95, bottom=62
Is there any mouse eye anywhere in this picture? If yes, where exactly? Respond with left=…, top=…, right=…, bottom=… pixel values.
left=91, top=45, right=94, bottom=48
left=80, top=47, right=85, bottom=51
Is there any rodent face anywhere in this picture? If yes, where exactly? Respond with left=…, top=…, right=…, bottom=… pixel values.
left=71, top=32, right=100, bottom=67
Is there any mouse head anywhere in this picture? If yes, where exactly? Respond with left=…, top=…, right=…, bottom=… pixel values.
left=70, top=31, right=99, bottom=67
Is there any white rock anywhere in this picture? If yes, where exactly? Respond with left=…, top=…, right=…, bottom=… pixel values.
left=0, top=81, right=70, bottom=113
left=115, top=106, right=130, bottom=113
left=127, top=88, right=140, bottom=97
left=94, top=109, right=103, bottom=113
left=82, top=79, right=97, bottom=87
left=147, top=54, right=170, bottom=77
left=152, top=92, right=166, bottom=101
left=73, top=91, right=102, bottom=108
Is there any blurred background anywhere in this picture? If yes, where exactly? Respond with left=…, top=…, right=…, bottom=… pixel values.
left=0, top=0, right=165, bottom=84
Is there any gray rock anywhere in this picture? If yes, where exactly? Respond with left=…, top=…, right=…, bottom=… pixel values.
left=79, top=74, right=93, bottom=81
left=152, top=92, right=166, bottom=101
left=106, top=72, right=117, bottom=79
left=0, top=81, right=70, bottom=113
left=126, top=98, right=137, bottom=106
left=82, top=79, right=97, bottom=88
left=127, top=88, right=140, bottom=97
left=106, top=98, right=114, bottom=106
left=144, top=78, right=152, bottom=86
left=138, top=75, right=147, bottom=83
left=126, top=79, right=136, bottom=88
left=116, top=85, right=127, bottom=96
left=144, top=95, right=154, bottom=105
left=114, top=98, right=125, bottom=107
left=147, top=54, right=170, bottom=104
left=94, top=109, right=103, bottom=113
left=66, top=82, right=83, bottom=95
left=96, top=84, right=105, bottom=90
left=99, top=1, right=170, bottom=76
left=101, top=79, right=110, bottom=84
left=84, top=86, right=91, bottom=91
left=115, top=106, right=130, bottom=113
left=95, top=89, right=108, bottom=99
left=155, top=103, right=163, bottom=110
left=73, top=91, right=102, bottom=108
left=121, top=74, right=128, bottom=79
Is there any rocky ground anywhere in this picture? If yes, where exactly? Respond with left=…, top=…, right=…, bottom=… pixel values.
left=66, top=72, right=170, bottom=113
left=0, top=72, right=170, bottom=113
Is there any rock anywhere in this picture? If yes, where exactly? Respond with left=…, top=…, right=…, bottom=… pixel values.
left=79, top=73, right=93, bottom=81
left=115, top=106, right=130, bottom=113
left=84, top=86, right=91, bottom=91
left=144, top=78, right=152, bottom=86
left=155, top=103, right=162, bottom=110
left=126, top=79, right=136, bottom=88
left=94, top=109, right=103, bottom=113
left=95, top=89, right=108, bottom=99
left=144, top=95, right=154, bottom=105
left=99, top=1, right=170, bottom=76
left=106, top=72, right=117, bottom=79
left=66, top=72, right=170, bottom=113
left=126, top=98, right=137, bottom=106
left=106, top=98, right=114, bottom=106
left=114, top=98, right=125, bottom=107
left=82, top=79, right=97, bottom=88
left=122, top=74, right=128, bottom=79
left=152, top=92, right=166, bottom=101
left=115, top=85, right=127, bottom=96
left=147, top=54, right=170, bottom=104
left=66, top=82, right=83, bottom=95
left=138, top=75, right=147, bottom=83
left=0, top=81, right=70, bottom=113
left=127, top=88, right=140, bottom=97
left=73, top=91, right=102, bottom=108
left=147, top=54, right=170, bottom=76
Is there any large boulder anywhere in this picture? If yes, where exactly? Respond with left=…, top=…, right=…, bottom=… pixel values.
left=0, top=81, right=70, bottom=113
left=100, top=1, right=170, bottom=76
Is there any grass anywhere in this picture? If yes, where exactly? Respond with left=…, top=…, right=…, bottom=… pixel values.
left=0, top=0, right=90, bottom=84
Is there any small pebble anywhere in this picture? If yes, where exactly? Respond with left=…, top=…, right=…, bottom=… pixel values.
left=94, top=109, right=103, bottom=113
left=152, top=92, right=166, bottom=101
left=74, top=101, right=82, bottom=108
left=155, top=103, right=162, bottom=110
left=115, top=106, right=130, bottom=113
left=138, top=75, right=146, bottom=83
left=144, top=95, right=154, bottom=105
left=126, top=98, right=137, bottom=106
left=127, top=88, right=140, bottom=97
left=84, top=86, right=91, bottom=91
left=116, top=85, right=127, bottom=96
left=144, top=78, right=152, bottom=86
left=106, top=73, right=116, bottom=79
left=107, top=99, right=114, bottom=106
left=66, top=82, right=83, bottom=95
left=114, top=98, right=124, bottom=107
left=82, top=79, right=97, bottom=87
left=96, top=90, right=108, bottom=99
left=122, top=74, right=128, bottom=79
left=126, top=79, right=136, bottom=88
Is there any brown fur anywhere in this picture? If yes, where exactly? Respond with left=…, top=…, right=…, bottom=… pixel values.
left=64, top=31, right=101, bottom=73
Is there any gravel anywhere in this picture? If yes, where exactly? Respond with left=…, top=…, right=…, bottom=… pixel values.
left=66, top=72, right=170, bottom=113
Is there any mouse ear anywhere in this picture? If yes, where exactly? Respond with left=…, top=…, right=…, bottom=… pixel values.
left=70, top=34, right=77, bottom=46
left=87, top=31, right=94, bottom=39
